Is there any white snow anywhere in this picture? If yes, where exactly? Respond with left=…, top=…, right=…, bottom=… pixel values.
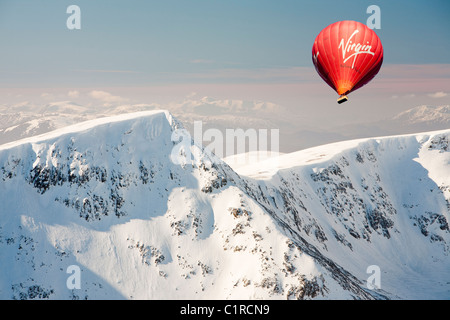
left=233, top=130, right=450, bottom=299
left=0, top=110, right=449, bottom=300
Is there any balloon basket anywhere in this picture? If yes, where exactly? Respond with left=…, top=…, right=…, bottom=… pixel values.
left=337, top=95, right=348, bottom=104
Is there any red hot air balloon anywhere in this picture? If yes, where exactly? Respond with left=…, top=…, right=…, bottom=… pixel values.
left=312, top=20, right=383, bottom=104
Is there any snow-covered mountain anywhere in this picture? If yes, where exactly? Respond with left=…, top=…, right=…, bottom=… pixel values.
left=0, top=110, right=448, bottom=300
left=0, top=101, right=98, bottom=145
left=393, top=105, right=450, bottom=127
left=0, top=97, right=293, bottom=151
left=3, top=101, right=449, bottom=154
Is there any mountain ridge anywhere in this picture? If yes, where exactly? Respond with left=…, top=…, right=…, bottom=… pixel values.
left=0, top=110, right=448, bottom=299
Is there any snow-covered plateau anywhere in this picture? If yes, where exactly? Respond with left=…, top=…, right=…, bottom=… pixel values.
left=0, top=110, right=448, bottom=300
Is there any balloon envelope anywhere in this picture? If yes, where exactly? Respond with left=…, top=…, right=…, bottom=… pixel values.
left=312, top=20, right=383, bottom=97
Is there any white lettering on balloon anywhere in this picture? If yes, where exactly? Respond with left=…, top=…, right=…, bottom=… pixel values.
left=338, top=30, right=374, bottom=69
left=313, top=51, right=319, bottom=64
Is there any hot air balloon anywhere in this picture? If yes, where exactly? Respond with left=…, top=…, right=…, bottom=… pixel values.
left=312, top=20, right=383, bottom=104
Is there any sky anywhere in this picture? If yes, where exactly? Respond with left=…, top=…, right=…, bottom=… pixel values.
left=0, top=0, right=449, bottom=151
left=1, top=0, right=449, bottom=83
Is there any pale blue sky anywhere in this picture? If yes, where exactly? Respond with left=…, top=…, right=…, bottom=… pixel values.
left=0, top=0, right=449, bottom=87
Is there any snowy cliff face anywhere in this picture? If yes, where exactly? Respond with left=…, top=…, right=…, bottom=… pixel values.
left=238, top=133, right=450, bottom=299
left=0, top=110, right=448, bottom=300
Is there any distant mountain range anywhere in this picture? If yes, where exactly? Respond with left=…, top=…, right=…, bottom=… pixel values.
left=1, top=100, right=448, bottom=153
left=393, top=105, right=450, bottom=127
